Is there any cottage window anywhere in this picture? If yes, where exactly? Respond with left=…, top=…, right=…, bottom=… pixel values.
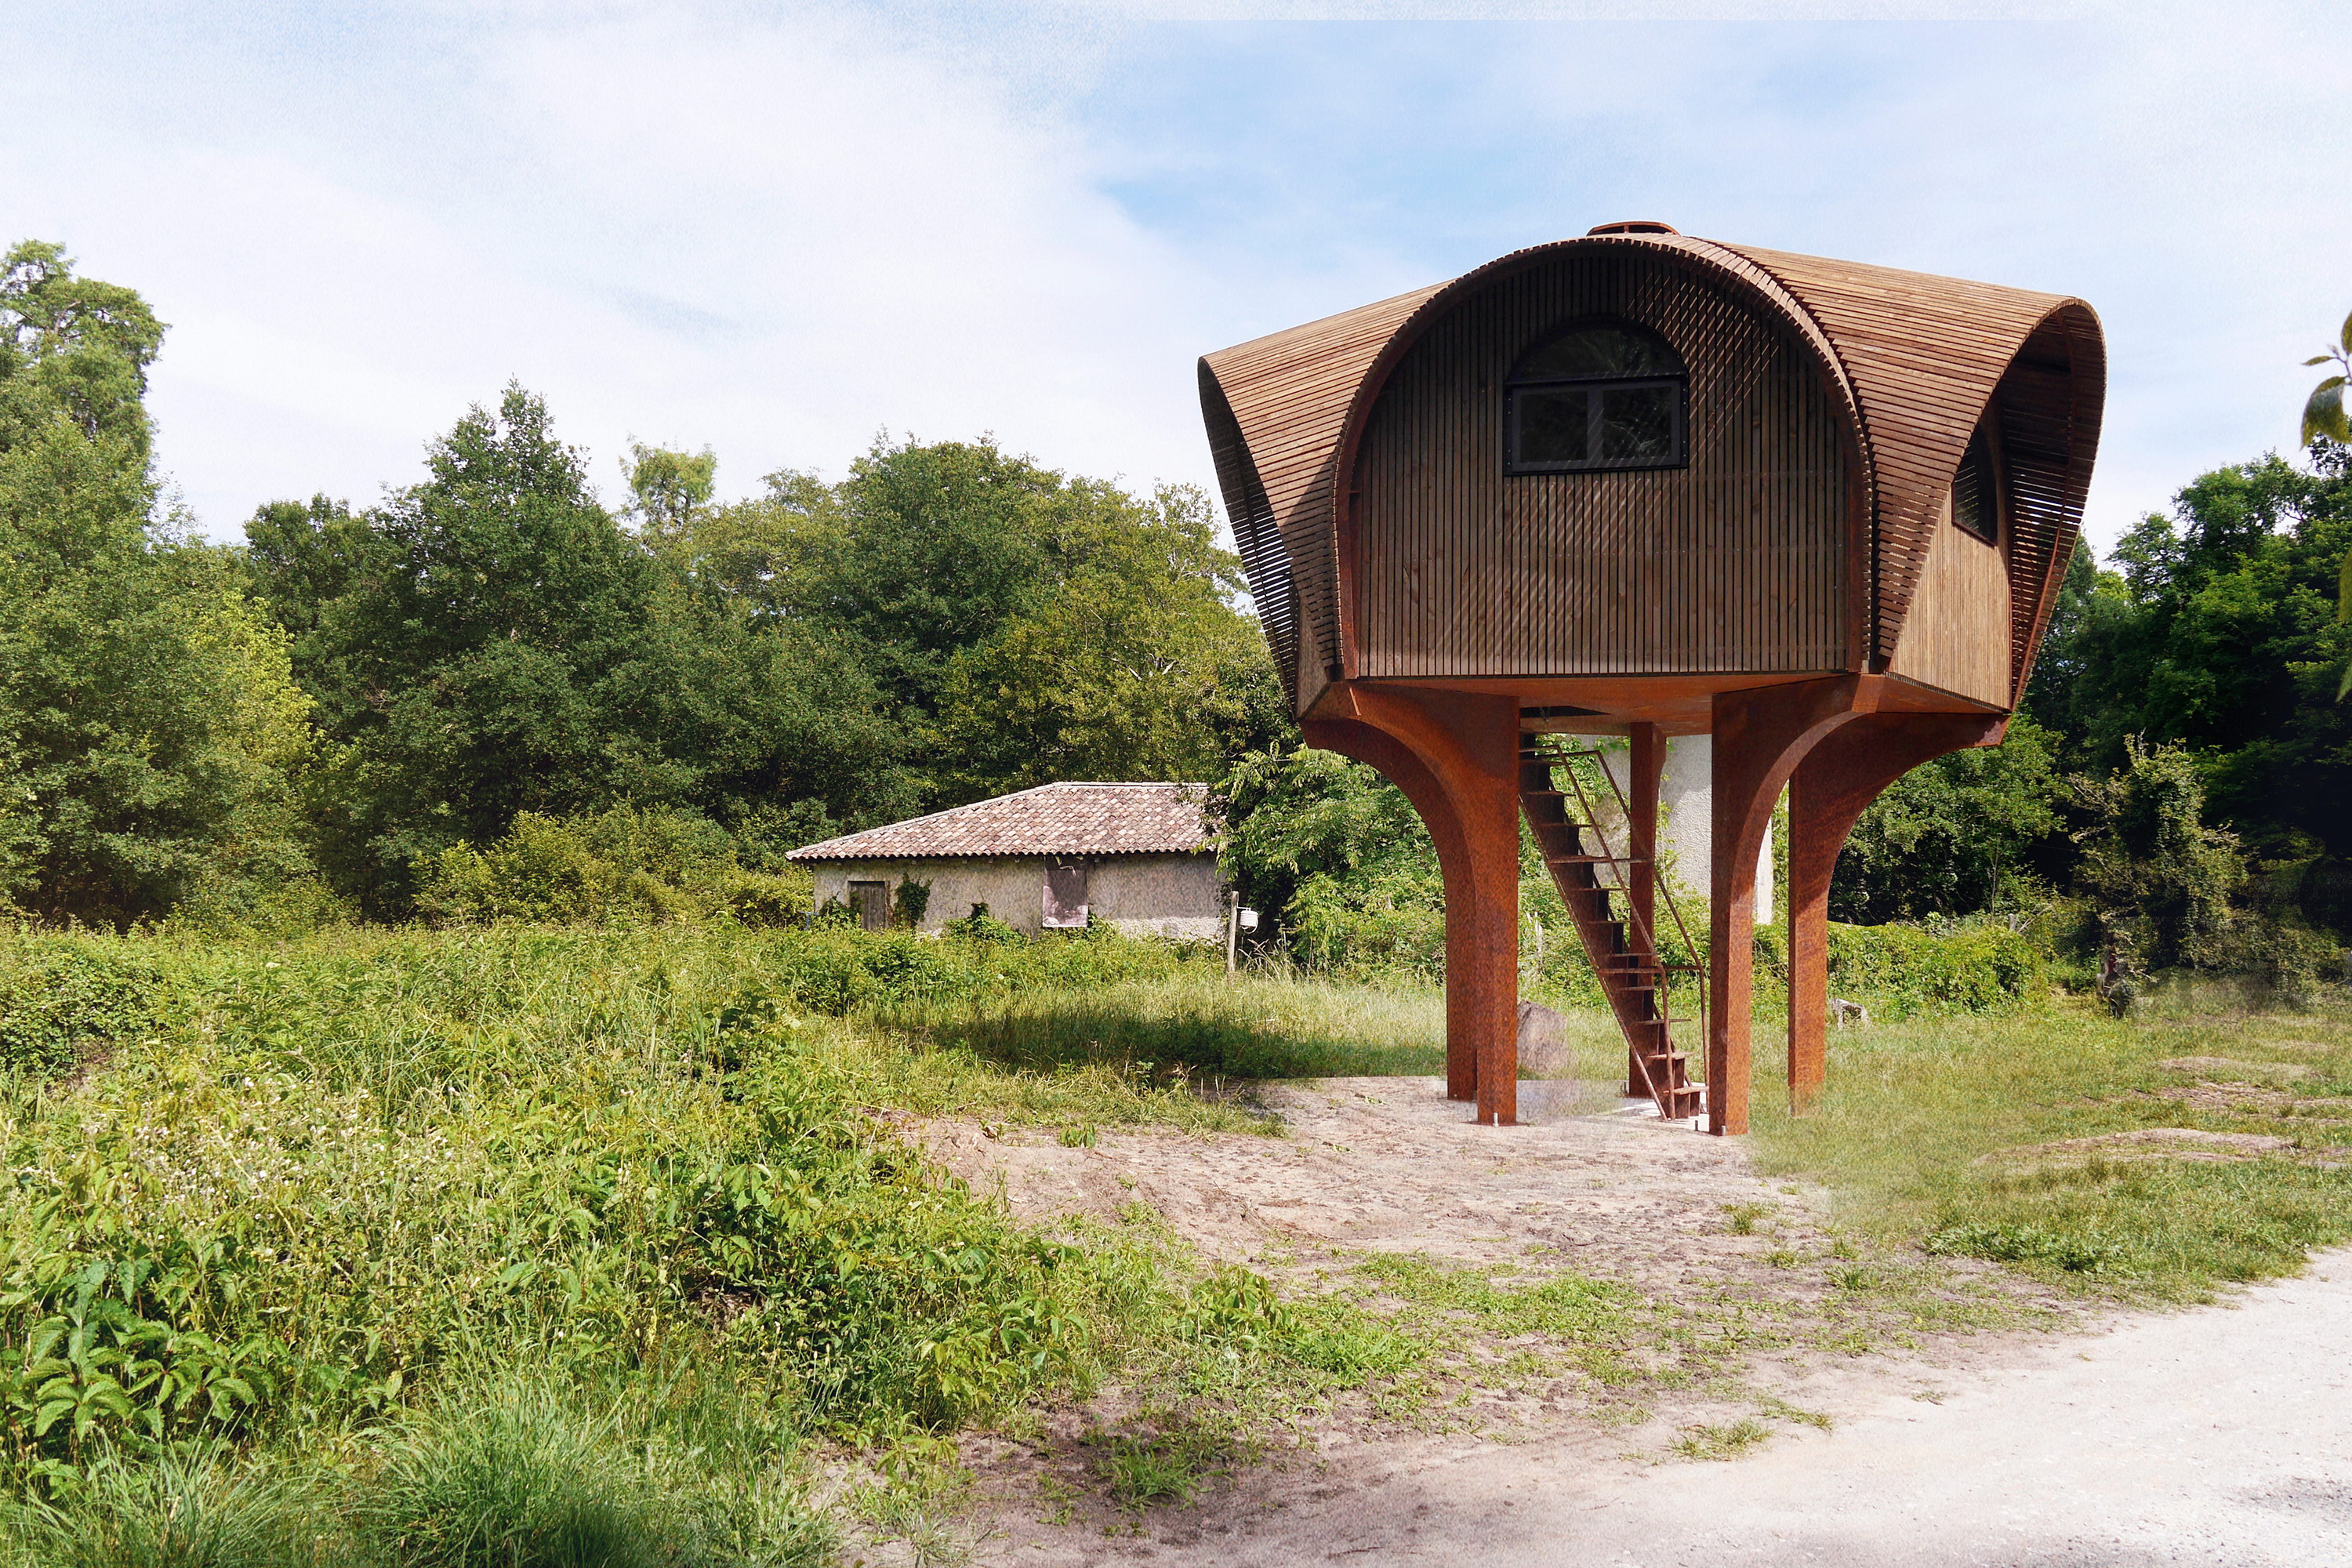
left=1504, top=322, right=1687, bottom=474
left=1953, top=426, right=1998, bottom=543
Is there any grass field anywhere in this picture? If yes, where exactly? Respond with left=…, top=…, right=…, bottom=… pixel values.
left=2, top=921, right=2347, bottom=1563
left=1749, top=985, right=2352, bottom=1299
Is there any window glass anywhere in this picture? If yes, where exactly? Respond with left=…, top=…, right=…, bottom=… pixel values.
left=1516, top=387, right=1591, bottom=465
left=1515, top=324, right=1678, bottom=381
left=1953, top=428, right=1997, bottom=543
left=1505, top=321, right=1686, bottom=474
left=1599, top=384, right=1677, bottom=463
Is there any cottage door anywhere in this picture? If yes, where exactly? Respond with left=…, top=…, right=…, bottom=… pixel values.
left=1042, top=862, right=1089, bottom=928
left=848, top=880, right=889, bottom=931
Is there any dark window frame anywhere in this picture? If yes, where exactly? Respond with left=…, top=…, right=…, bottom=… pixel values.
left=1503, top=320, right=1690, bottom=476
left=1951, top=426, right=2000, bottom=545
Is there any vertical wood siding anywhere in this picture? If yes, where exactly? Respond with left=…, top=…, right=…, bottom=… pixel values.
left=1352, top=252, right=1849, bottom=677
left=1889, top=500, right=2011, bottom=705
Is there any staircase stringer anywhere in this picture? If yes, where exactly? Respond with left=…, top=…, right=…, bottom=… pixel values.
left=1519, top=742, right=1707, bottom=1121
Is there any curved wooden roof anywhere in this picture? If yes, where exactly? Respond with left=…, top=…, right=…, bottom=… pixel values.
left=1200, top=232, right=2104, bottom=712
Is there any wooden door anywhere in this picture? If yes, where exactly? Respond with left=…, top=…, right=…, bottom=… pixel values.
left=1043, top=862, right=1089, bottom=928
left=848, top=880, right=889, bottom=931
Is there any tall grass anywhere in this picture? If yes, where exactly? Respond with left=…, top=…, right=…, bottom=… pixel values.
left=0, top=922, right=1449, bottom=1556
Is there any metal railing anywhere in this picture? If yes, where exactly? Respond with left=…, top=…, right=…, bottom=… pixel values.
left=1523, top=740, right=1709, bottom=1109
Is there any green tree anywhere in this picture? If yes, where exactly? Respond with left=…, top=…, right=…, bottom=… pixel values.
left=2028, top=451, right=2352, bottom=880
left=252, top=389, right=913, bottom=908
left=931, top=484, right=1270, bottom=797
left=623, top=441, right=717, bottom=543
left=1214, top=746, right=1441, bottom=945
left=1828, top=717, right=2065, bottom=924
left=2071, top=738, right=2247, bottom=975
left=2296, top=312, right=2352, bottom=699
left=650, top=465, right=843, bottom=621
left=0, top=241, right=313, bottom=924
left=811, top=437, right=1096, bottom=715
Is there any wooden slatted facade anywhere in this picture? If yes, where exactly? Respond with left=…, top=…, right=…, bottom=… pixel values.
left=1200, top=230, right=2105, bottom=713
left=1199, top=227, right=2107, bottom=1136
left=1352, top=249, right=1849, bottom=679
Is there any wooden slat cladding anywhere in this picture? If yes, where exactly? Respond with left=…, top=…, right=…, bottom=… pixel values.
left=1889, top=499, right=2010, bottom=705
left=1197, top=234, right=2103, bottom=719
left=1352, top=252, right=1848, bottom=678
left=1200, top=286, right=1442, bottom=707
left=1717, top=245, right=2082, bottom=673
left=1993, top=307, right=2105, bottom=700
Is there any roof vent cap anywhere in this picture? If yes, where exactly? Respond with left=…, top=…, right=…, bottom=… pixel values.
left=1586, top=220, right=1679, bottom=236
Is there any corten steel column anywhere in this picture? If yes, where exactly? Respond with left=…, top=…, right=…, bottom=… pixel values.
left=1706, top=677, right=1875, bottom=1135
left=1305, top=686, right=1522, bottom=1124
left=1786, top=712, right=2006, bottom=1112
left=1624, top=723, right=1664, bottom=1096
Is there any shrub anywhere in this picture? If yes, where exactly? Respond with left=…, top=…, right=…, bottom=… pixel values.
left=1824, top=920, right=2039, bottom=1018
left=1, top=1445, right=322, bottom=1568
left=412, top=808, right=811, bottom=927
left=0, top=939, right=163, bottom=1075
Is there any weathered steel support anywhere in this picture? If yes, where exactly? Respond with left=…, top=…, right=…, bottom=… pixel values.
left=1786, top=712, right=2007, bottom=1112
left=1305, top=686, right=1522, bottom=1124
left=1707, top=677, right=1880, bottom=1135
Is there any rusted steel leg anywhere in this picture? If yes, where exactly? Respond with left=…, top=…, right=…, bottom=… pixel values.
left=1707, top=677, right=1880, bottom=1135
left=1305, top=686, right=1522, bottom=1124
left=1626, top=723, right=1664, bottom=1097
left=1786, top=713, right=2007, bottom=1113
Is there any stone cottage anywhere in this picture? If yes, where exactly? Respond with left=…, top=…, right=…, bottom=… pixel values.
left=786, top=782, right=1225, bottom=939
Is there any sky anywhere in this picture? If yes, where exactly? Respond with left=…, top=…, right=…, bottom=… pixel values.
left=9, top=0, right=2350, bottom=555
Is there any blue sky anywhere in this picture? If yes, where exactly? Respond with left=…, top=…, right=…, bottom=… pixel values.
left=11, top=2, right=2350, bottom=554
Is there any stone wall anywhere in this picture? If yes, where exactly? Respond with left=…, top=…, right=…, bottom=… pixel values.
left=808, top=853, right=1224, bottom=938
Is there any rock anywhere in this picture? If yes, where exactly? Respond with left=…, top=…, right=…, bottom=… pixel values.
left=1516, top=1000, right=1572, bottom=1077
left=1830, top=997, right=1871, bottom=1028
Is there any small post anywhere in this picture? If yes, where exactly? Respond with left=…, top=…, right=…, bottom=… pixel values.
left=1226, top=889, right=1241, bottom=977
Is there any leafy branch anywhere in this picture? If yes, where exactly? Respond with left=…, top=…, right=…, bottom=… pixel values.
left=2303, top=309, right=2352, bottom=699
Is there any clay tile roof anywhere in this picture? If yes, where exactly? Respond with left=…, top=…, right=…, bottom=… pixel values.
left=785, top=782, right=1214, bottom=862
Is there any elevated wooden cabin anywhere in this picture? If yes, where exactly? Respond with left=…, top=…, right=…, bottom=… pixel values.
left=1199, top=223, right=2103, bottom=1131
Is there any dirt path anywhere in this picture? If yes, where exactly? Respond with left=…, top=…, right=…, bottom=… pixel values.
left=918, top=1080, right=2350, bottom=1566
left=922, top=1075, right=1897, bottom=1283
left=1025, top=1254, right=2352, bottom=1566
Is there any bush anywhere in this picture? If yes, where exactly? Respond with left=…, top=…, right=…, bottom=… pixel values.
left=2, top=1445, right=323, bottom=1568
left=412, top=808, right=811, bottom=927
left=0, top=938, right=163, bottom=1075
left=1824, top=920, right=2039, bottom=1018
left=353, top=1385, right=713, bottom=1568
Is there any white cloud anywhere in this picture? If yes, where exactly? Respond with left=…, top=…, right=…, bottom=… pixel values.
left=7, top=0, right=2347, bottom=560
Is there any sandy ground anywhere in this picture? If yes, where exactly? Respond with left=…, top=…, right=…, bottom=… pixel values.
left=902, top=1079, right=2350, bottom=1566
left=920, top=1075, right=1922, bottom=1287
left=1000, top=1256, right=2352, bottom=1566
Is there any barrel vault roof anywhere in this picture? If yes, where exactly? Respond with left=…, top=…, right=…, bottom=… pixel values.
left=1199, top=230, right=2103, bottom=709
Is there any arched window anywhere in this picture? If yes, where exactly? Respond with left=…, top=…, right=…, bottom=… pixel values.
left=1952, top=426, right=1998, bottom=543
left=1504, top=321, right=1688, bottom=474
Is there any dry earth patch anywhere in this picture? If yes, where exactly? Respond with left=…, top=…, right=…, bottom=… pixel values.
left=899, top=1077, right=2088, bottom=1563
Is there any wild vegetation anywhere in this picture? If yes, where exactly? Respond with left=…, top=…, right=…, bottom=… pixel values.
left=5, top=242, right=2352, bottom=1555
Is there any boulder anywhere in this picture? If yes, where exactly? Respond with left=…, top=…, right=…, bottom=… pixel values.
left=1516, top=1000, right=1573, bottom=1077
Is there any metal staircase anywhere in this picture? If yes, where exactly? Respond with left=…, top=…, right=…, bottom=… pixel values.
left=1519, top=739, right=1707, bottom=1121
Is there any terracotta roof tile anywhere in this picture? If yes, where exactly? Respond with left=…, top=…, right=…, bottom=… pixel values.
left=786, top=782, right=1214, bottom=862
